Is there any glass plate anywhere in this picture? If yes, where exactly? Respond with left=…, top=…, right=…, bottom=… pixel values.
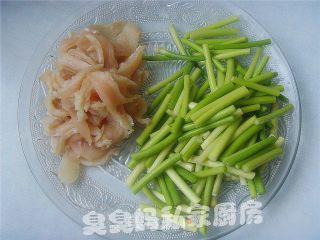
left=18, top=1, right=301, bottom=239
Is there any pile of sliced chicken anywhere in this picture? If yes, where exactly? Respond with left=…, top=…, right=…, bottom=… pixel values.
left=41, top=21, right=148, bottom=184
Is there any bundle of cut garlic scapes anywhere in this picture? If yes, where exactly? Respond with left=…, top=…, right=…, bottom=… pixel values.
left=41, top=21, right=148, bottom=183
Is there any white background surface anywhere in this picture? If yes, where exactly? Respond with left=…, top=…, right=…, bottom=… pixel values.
left=1, top=1, right=320, bottom=239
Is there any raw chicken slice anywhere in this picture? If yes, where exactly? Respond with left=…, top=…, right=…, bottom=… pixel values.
left=57, top=53, right=91, bottom=76
left=59, top=35, right=78, bottom=54
left=45, top=95, right=68, bottom=118
left=51, top=128, right=76, bottom=155
left=70, top=111, right=92, bottom=145
left=102, top=115, right=129, bottom=144
left=118, top=46, right=144, bottom=78
left=132, top=69, right=149, bottom=88
left=47, top=118, right=75, bottom=137
left=88, top=102, right=108, bottom=119
left=74, top=77, right=92, bottom=121
left=40, top=70, right=63, bottom=92
left=60, top=96, right=75, bottom=112
left=88, top=71, right=127, bottom=106
left=58, top=67, right=87, bottom=99
left=125, top=95, right=149, bottom=125
left=111, top=72, right=138, bottom=97
left=42, top=115, right=66, bottom=131
left=84, top=33, right=104, bottom=64
left=80, top=148, right=119, bottom=166
left=89, top=21, right=141, bottom=58
left=95, top=34, right=118, bottom=69
left=58, top=151, right=80, bottom=184
left=68, top=48, right=96, bottom=65
left=89, top=71, right=134, bottom=131
left=70, top=140, right=108, bottom=161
